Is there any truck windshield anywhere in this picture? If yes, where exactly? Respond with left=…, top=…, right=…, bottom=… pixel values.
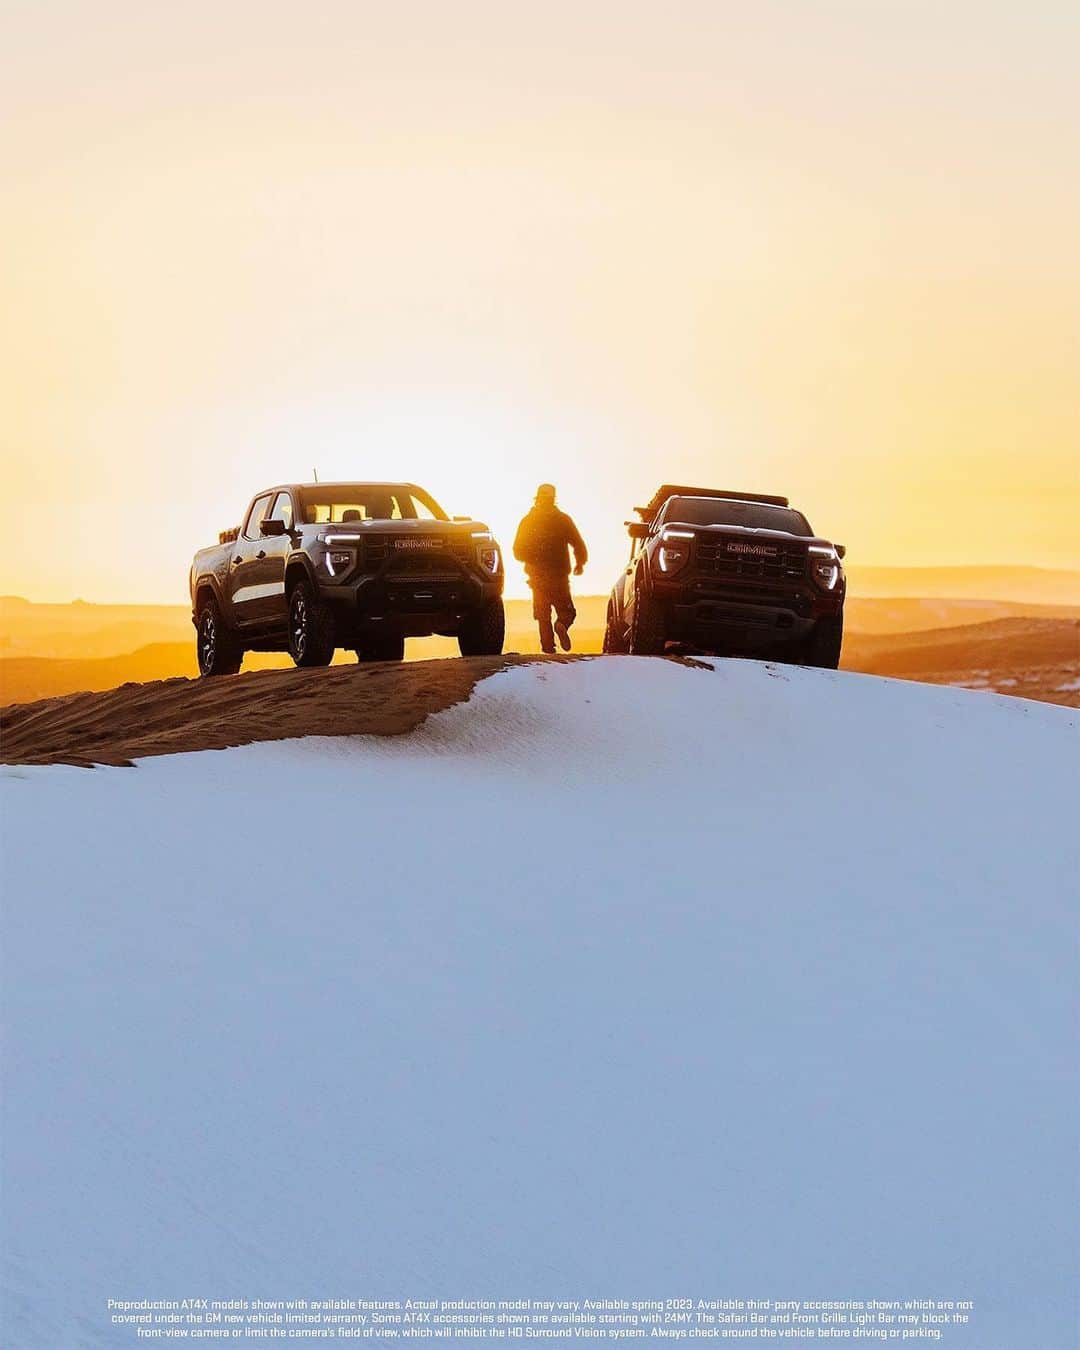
left=664, top=497, right=812, bottom=536
left=297, top=485, right=448, bottom=524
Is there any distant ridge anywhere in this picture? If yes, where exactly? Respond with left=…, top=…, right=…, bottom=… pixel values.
left=846, top=565, right=1080, bottom=604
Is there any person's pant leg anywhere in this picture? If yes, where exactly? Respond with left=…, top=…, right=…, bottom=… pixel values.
left=532, top=586, right=556, bottom=652
left=551, top=577, right=576, bottom=629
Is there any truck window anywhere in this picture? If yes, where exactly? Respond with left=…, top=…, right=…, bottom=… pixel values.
left=297, top=486, right=449, bottom=524
left=243, top=494, right=274, bottom=541
left=268, top=491, right=294, bottom=531
left=403, top=491, right=441, bottom=521
left=664, top=496, right=813, bottom=536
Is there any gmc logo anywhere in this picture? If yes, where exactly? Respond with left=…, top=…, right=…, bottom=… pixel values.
left=394, top=538, right=443, bottom=550
left=727, top=542, right=778, bottom=557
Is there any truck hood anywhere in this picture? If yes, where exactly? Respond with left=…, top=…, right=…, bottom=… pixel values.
left=300, top=518, right=493, bottom=541
left=669, top=521, right=836, bottom=549
left=303, top=518, right=488, bottom=534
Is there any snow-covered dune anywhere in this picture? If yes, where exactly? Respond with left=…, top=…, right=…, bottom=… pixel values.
left=2, top=659, right=1077, bottom=1349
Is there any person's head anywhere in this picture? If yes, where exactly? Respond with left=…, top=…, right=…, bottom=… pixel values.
left=535, top=483, right=557, bottom=507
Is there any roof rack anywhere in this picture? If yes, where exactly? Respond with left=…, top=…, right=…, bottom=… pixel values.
left=634, top=485, right=790, bottom=521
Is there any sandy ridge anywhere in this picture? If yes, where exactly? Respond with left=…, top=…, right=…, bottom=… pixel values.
left=0, top=656, right=582, bottom=768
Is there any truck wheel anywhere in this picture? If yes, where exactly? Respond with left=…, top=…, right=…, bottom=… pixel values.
left=602, top=601, right=628, bottom=654
left=458, top=599, right=506, bottom=656
left=629, top=584, right=665, bottom=656
left=805, top=615, right=843, bottom=669
left=196, top=596, right=243, bottom=677
left=288, top=579, right=336, bottom=667
left=355, top=635, right=405, bottom=663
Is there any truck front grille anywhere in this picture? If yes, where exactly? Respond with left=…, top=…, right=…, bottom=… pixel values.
left=695, top=537, right=807, bottom=583
left=359, top=535, right=471, bottom=572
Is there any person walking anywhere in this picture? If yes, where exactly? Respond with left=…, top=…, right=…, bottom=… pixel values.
left=513, top=483, right=588, bottom=653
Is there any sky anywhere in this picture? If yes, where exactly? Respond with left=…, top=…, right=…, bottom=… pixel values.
left=2, top=0, right=1078, bottom=603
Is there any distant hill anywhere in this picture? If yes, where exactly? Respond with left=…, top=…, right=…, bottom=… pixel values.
left=845, top=565, right=1080, bottom=604
left=3, top=588, right=1076, bottom=708
left=3, top=585, right=1077, bottom=663
left=843, top=617, right=1079, bottom=706
left=843, top=596, right=1079, bottom=633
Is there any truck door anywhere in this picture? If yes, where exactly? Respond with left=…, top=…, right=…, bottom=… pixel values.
left=622, top=527, right=647, bottom=623
left=227, top=492, right=274, bottom=627
left=255, top=490, right=295, bottom=628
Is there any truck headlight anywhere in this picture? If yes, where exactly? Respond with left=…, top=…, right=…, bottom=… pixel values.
left=477, top=545, right=501, bottom=575
left=809, top=547, right=840, bottom=590
left=658, top=528, right=694, bottom=574
left=325, top=550, right=353, bottom=577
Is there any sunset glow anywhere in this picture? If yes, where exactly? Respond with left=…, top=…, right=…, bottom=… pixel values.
left=3, top=1, right=1078, bottom=603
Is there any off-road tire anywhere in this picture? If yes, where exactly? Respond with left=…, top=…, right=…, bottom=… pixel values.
left=629, top=584, right=665, bottom=656
left=602, top=601, right=628, bottom=654
left=804, top=615, right=843, bottom=669
left=458, top=599, right=506, bottom=657
left=196, top=595, right=243, bottom=677
left=355, top=634, right=406, bottom=663
left=288, top=579, right=336, bottom=667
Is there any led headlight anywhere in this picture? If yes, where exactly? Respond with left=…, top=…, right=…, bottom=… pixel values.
left=471, top=530, right=500, bottom=575
left=324, top=550, right=353, bottom=577
left=658, top=528, right=694, bottom=574
left=808, top=546, right=840, bottom=590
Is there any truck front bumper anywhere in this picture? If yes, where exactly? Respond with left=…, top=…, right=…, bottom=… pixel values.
left=655, top=578, right=843, bottom=649
left=320, top=571, right=504, bottom=637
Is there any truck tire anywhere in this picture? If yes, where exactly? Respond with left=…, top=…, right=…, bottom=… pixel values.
left=288, top=579, right=336, bottom=667
left=355, top=634, right=405, bottom=663
left=196, top=595, right=243, bottom=677
left=629, top=584, right=665, bottom=656
left=805, top=615, right=843, bottom=669
left=458, top=599, right=506, bottom=656
left=602, top=601, right=628, bottom=654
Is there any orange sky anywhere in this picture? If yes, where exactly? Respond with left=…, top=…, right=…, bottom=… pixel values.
left=2, top=1, right=1078, bottom=603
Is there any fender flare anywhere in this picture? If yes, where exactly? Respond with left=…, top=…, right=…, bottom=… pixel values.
left=191, top=572, right=227, bottom=618
left=633, top=551, right=655, bottom=601
left=283, top=552, right=319, bottom=593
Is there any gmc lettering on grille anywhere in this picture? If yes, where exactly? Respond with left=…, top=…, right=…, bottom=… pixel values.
left=726, top=542, right=778, bottom=557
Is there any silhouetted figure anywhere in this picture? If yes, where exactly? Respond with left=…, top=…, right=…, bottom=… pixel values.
left=513, top=484, right=588, bottom=653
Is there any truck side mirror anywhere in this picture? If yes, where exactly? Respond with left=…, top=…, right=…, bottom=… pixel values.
left=835, top=543, right=846, bottom=560
left=260, top=518, right=287, bottom=537
left=626, top=521, right=649, bottom=541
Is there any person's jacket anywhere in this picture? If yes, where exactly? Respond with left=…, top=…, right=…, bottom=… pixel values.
left=513, top=504, right=588, bottom=579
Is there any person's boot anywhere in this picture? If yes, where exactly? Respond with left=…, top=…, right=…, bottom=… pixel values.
left=539, top=618, right=556, bottom=655
left=554, top=619, right=572, bottom=652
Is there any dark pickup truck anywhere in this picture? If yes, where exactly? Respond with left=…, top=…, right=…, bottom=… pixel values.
left=602, top=485, right=846, bottom=667
left=189, top=481, right=505, bottom=674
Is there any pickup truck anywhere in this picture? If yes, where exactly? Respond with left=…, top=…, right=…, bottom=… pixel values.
left=189, top=482, right=505, bottom=674
left=602, top=485, right=846, bottom=666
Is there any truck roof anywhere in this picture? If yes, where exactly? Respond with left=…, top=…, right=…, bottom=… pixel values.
left=635, top=485, right=790, bottom=522
left=255, top=481, right=426, bottom=495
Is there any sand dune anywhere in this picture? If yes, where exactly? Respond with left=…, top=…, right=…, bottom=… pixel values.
left=845, top=616, right=1079, bottom=667
left=4, top=659, right=1076, bottom=1348
left=0, top=654, right=550, bottom=768
left=4, top=616, right=1077, bottom=769
left=843, top=617, right=1079, bottom=706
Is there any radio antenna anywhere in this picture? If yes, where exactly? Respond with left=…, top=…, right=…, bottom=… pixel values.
left=313, top=466, right=319, bottom=483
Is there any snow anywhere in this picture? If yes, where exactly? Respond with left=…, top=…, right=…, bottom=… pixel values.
left=2, top=658, right=1078, bottom=1349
